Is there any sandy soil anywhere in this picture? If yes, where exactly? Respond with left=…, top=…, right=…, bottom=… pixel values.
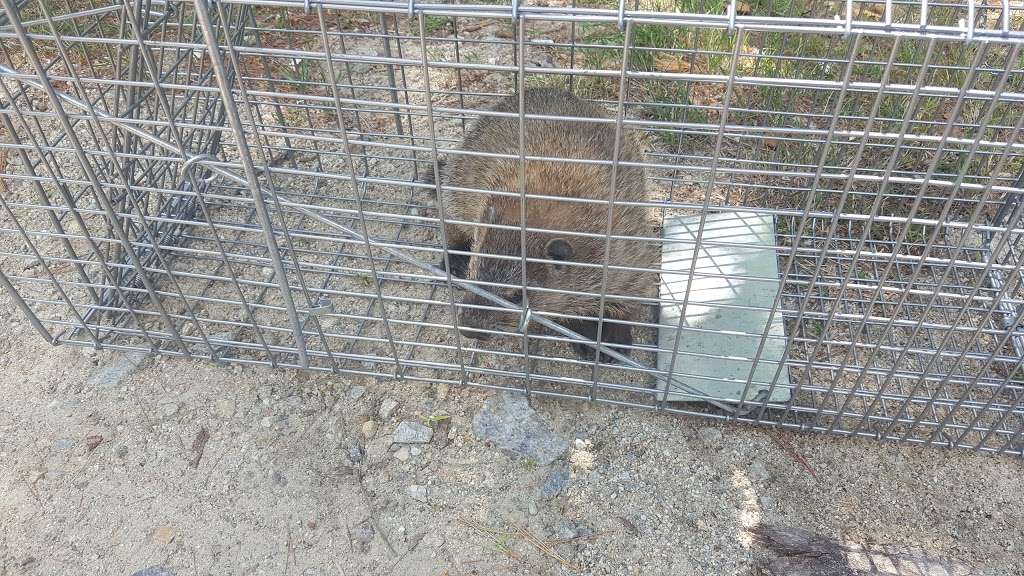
left=1, top=304, right=1023, bottom=576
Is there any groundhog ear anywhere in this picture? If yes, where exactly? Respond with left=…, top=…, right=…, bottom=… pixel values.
left=544, top=238, right=575, bottom=265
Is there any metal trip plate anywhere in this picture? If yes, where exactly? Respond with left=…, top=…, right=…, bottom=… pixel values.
left=657, top=211, right=792, bottom=404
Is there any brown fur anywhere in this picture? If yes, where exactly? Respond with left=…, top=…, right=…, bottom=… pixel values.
left=433, top=88, right=657, bottom=359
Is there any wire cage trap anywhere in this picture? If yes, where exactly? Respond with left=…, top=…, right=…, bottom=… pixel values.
left=0, top=0, right=1022, bottom=455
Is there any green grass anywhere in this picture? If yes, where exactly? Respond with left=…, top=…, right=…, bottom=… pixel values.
left=572, top=0, right=1019, bottom=152
left=424, top=15, right=451, bottom=35
left=422, top=413, right=451, bottom=427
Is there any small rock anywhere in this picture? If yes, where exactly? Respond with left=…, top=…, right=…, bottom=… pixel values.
left=619, top=516, right=640, bottom=536
left=85, top=435, right=103, bottom=452
left=410, top=446, right=422, bottom=456
left=347, top=443, right=364, bottom=464
left=698, top=427, right=723, bottom=445
left=271, top=470, right=288, bottom=486
left=150, top=526, right=176, bottom=545
left=160, top=402, right=180, bottom=419
left=260, top=416, right=274, bottom=428
left=348, top=386, right=367, bottom=401
left=131, top=568, right=174, bottom=576
left=748, top=460, right=770, bottom=483
left=86, top=352, right=146, bottom=388
left=216, top=399, right=236, bottom=419
left=361, top=420, right=379, bottom=439
left=471, top=392, right=568, bottom=466
left=394, top=446, right=411, bottom=462
left=555, top=521, right=592, bottom=541
left=53, top=438, right=74, bottom=451
left=408, top=484, right=428, bottom=502
left=350, top=521, right=374, bottom=545
left=540, top=465, right=570, bottom=499
left=758, top=495, right=775, bottom=508
left=528, top=502, right=538, bottom=516
left=393, top=421, right=433, bottom=444
left=378, top=398, right=399, bottom=419
left=422, top=531, right=444, bottom=549
left=573, top=438, right=590, bottom=450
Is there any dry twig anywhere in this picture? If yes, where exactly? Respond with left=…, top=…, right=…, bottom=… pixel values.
left=763, top=428, right=819, bottom=481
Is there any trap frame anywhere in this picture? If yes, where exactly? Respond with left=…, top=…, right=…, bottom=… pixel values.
left=0, top=0, right=1022, bottom=455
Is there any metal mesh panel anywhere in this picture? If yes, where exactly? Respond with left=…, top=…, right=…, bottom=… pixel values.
left=1, top=0, right=1022, bottom=455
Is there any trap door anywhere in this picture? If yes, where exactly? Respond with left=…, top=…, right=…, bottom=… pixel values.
left=657, top=211, right=792, bottom=404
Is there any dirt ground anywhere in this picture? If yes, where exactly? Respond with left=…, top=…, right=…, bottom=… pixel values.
left=1, top=295, right=1023, bottom=575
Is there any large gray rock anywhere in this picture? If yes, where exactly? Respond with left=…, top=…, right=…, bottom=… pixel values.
left=85, top=352, right=147, bottom=388
left=472, top=392, right=568, bottom=466
left=393, top=421, right=432, bottom=444
left=540, top=464, right=570, bottom=499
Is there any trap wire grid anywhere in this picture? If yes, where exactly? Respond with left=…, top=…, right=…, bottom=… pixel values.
left=658, top=211, right=792, bottom=404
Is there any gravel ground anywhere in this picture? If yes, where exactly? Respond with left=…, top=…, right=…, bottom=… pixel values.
left=1, top=306, right=1023, bottom=575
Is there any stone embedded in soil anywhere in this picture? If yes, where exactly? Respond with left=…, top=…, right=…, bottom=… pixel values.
left=350, top=522, right=374, bottom=545
left=85, top=352, right=147, bottom=388
left=540, top=464, right=570, bottom=500
left=472, top=392, right=568, bottom=466
left=408, top=484, right=428, bottom=502
left=748, top=460, right=770, bottom=483
left=150, top=526, right=176, bottom=545
left=698, top=427, right=724, bottom=445
left=160, top=402, right=180, bottom=419
left=347, top=443, right=364, bottom=464
left=393, top=421, right=433, bottom=444
left=378, top=398, right=399, bottom=420
left=555, top=521, right=593, bottom=541
left=394, top=446, right=411, bottom=462
left=348, top=386, right=367, bottom=401
left=361, top=420, right=379, bottom=439
left=53, top=437, right=74, bottom=451
left=85, top=435, right=103, bottom=452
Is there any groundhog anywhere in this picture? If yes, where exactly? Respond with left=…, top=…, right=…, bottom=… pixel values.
left=427, top=87, right=657, bottom=361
